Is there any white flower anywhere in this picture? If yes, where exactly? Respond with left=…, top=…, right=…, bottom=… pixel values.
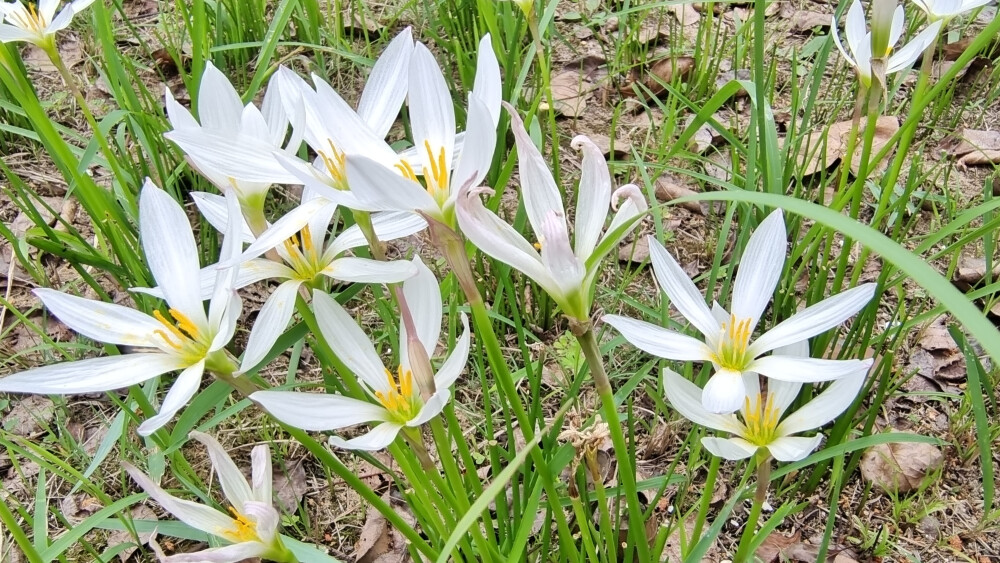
left=0, top=180, right=245, bottom=436
left=164, top=61, right=302, bottom=230
left=912, top=0, right=990, bottom=22
left=0, top=0, right=95, bottom=48
left=251, top=256, right=470, bottom=451
left=125, top=431, right=294, bottom=562
left=345, top=34, right=501, bottom=227
left=832, top=0, right=943, bottom=87
left=663, top=342, right=870, bottom=462
left=455, top=105, right=647, bottom=322
left=604, top=209, right=876, bottom=414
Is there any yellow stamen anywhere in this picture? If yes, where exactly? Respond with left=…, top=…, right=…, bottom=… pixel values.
left=742, top=393, right=781, bottom=446
left=423, top=140, right=449, bottom=194
left=169, top=308, right=200, bottom=340
left=221, top=506, right=260, bottom=543
left=533, top=242, right=543, bottom=250
left=320, top=140, right=348, bottom=188
left=153, top=310, right=190, bottom=343
left=10, top=3, right=44, bottom=32
left=710, top=314, right=753, bottom=371
left=395, top=159, right=419, bottom=182
left=374, top=366, right=418, bottom=420
left=300, top=225, right=313, bottom=254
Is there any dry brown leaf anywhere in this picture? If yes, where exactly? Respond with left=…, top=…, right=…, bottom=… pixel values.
left=756, top=530, right=801, bottom=562
left=906, top=316, right=965, bottom=383
left=273, top=459, right=308, bottom=514
left=3, top=396, right=55, bottom=436
left=541, top=70, right=591, bottom=118
left=797, top=116, right=899, bottom=176
left=704, top=150, right=733, bottom=183
left=619, top=237, right=650, bottom=263
left=668, top=2, right=701, bottom=26
left=860, top=441, right=944, bottom=493
left=654, top=176, right=703, bottom=214
left=589, top=133, right=633, bottom=158
left=954, top=256, right=1000, bottom=290
left=938, top=129, right=1000, bottom=167
left=645, top=56, right=696, bottom=94
left=105, top=505, right=158, bottom=562
left=788, top=9, right=832, bottom=33
left=355, top=506, right=391, bottom=563
left=637, top=25, right=667, bottom=45
left=716, top=69, right=750, bottom=97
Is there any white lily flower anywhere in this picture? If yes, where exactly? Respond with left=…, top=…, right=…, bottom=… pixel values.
left=345, top=34, right=501, bottom=227
left=832, top=0, right=943, bottom=88
left=0, top=180, right=245, bottom=436
left=125, top=431, right=294, bottom=562
left=663, top=341, right=870, bottom=462
left=455, top=106, right=647, bottom=322
left=0, top=0, right=96, bottom=49
left=251, top=256, right=471, bottom=451
left=603, top=209, right=876, bottom=414
left=164, top=61, right=303, bottom=232
left=912, top=0, right=990, bottom=22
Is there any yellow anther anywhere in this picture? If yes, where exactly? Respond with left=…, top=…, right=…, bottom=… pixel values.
left=10, top=3, right=43, bottom=32
left=395, top=159, right=419, bottom=182
left=169, top=308, right=200, bottom=339
left=320, top=140, right=348, bottom=188
left=533, top=242, right=543, bottom=250
left=222, top=506, right=260, bottom=543
left=742, top=393, right=781, bottom=446
left=374, top=366, right=418, bottom=420
left=300, top=225, right=314, bottom=254
left=710, top=314, right=753, bottom=371
left=423, top=140, right=449, bottom=193
left=153, top=310, right=190, bottom=343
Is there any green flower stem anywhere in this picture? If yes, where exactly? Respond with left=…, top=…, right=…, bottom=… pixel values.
left=45, top=45, right=136, bottom=214
left=432, top=222, right=579, bottom=558
left=393, top=432, right=454, bottom=541
left=833, top=84, right=870, bottom=206
left=733, top=452, right=772, bottom=562
left=585, top=450, right=616, bottom=562
left=568, top=492, right=603, bottom=563
left=690, top=454, right=721, bottom=546
left=293, top=296, right=365, bottom=397
left=573, top=323, right=651, bottom=562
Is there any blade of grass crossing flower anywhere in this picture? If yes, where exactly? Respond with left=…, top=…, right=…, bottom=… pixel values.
left=949, top=325, right=995, bottom=518
left=243, top=0, right=298, bottom=98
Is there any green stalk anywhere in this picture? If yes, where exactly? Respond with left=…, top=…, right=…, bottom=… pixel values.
left=584, top=451, right=615, bottom=563
left=689, top=454, right=721, bottom=547
left=431, top=222, right=579, bottom=558
left=0, top=490, right=43, bottom=563
left=573, top=323, right=651, bottom=561
left=733, top=452, right=771, bottom=562
left=45, top=46, right=136, bottom=213
left=833, top=84, right=869, bottom=206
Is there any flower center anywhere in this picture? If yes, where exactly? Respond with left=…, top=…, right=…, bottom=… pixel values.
left=395, top=142, right=449, bottom=207
left=710, top=314, right=753, bottom=371
left=741, top=392, right=781, bottom=446
left=282, top=225, right=323, bottom=281
left=152, top=308, right=209, bottom=360
left=220, top=506, right=261, bottom=543
left=319, top=140, right=349, bottom=191
left=8, top=3, right=46, bottom=33
left=374, top=365, right=421, bottom=422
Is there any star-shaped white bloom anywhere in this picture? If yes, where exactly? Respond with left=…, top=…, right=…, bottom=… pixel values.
left=251, top=256, right=470, bottom=451
left=604, top=209, right=876, bottom=414
left=125, top=432, right=294, bottom=562
left=0, top=180, right=245, bottom=435
left=912, top=0, right=991, bottom=22
left=0, top=0, right=95, bottom=48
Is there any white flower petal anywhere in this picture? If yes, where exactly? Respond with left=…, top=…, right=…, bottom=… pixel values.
left=328, top=422, right=403, bottom=451
left=167, top=129, right=300, bottom=185
left=750, top=283, right=875, bottom=356
left=371, top=210, right=428, bottom=242
left=163, top=542, right=268, bottom=562
left=237, top=197, right=335, bottom=263
left=34, top=288, right=160, bottom=347
left=767, top=435, right=823, bottom=462
left=165, top=87, right=200, bottom=131
left=39, top=0, right=58, bottom=20
left=472, top=33, right=502, bottom=125
left=239, top=280, right=302, bottom=373
left=252, top=390, right=392, bottom=431
left=451, top=95, right=496, bottom=194
left=777, top=364, right=868, bottom=436
left=137, top=360, right=205, bottom=436
left=408, top=389, right=450, bottom=426
left=432, top=313, right=470, bottom=390
left=188, top=431, right=255, bottom=512
left=345, top=155, right=438, bottom=214
left=191, top=191, right=256, bottom=243
left=320, top=257, right=416, bottom=284
left=409, top=42, right=455, bottom=168
left=538, top=211, right=585, bottom=299
left=662, top=368, right=742, bottom=433
left=399, top=256, right=442, bottom=362
left=845, top=0, right=865, bottom=58
left=888, top=5, right=905, bottom=49
left=701, top=437, right=758, bottom=460
left=0, top=353, right=185, bottom=394
left=303, top=78, right=400, bottom=167
left=730, top=209, right=785, bottom=329
left=507, top=105, right=565, bottom=236
left=250, top=444, right=272, bottom=505
left=208, top=291, right=241, bottom=353
left=242, top=500, right=280, bottom=543
left=197, top=61, right=244, bottom=132
left=139, top=180, right=208, bottom=329
left=887, top=21, right=943, bottom=74
left=832, top=20, right=857, bottom=69
left=751, top=355, right=873, bottom=383
left=602, top=185, right=647, bottom=245
left=455, top=185, right=557, bottom=294
left=45, top=5, right=74, bottom=33
left=646, top=236, right=720, bottom=339
left=0, top=24, right=36, bottom=42
left=123, top=462, right=236, bottom=534
left=311, top=290, right=389, bottom=391
left=357, top=27, right=412, bottom=138
left=768, top=378, right=804, bottom=420
left=701, top=367, right=748, bottom=414
left=571, top=135, right=612, bottom=260
left=603, top=314, right=714, bottom=361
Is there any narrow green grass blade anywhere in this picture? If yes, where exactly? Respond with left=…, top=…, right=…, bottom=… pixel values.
left=39, top=494, right=145, bottom=561
left=948, top=325, right=995, bottom=518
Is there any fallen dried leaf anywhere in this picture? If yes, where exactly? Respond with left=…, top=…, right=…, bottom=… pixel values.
left=756, top=530, right=801, bottom=562
left=906, top=316, right=965, bottom=383
left=273, top=459, right=308, bottom=514
left=668, top=2, right=701, bottom=26
left=105, top=505, right=158, bottom=562
left=622, top=56, right=696, bottom=96
left=589, top=133, right=633, bottom=158
left=619, top=237, right=650, bottom=263
left=938, top=129, right=1000, bottom=167
left=541, top=70, right=591, bottom=118
left=860, top=441, right=944, bottom=493
left=3, top=396, right=55, bottom=437
left=788, top=9, right=832, bottom=33
left=654, top=176, right=703, bottom=214
left=796, top=116, right=899, bottom=176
